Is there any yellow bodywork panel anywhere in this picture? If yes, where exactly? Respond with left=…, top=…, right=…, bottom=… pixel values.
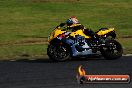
left=70, top=30, right=91, bottom=38
left=48, top=28, right=91, bottom=42
left=69, top=23, right=82, bottom=27
left=48, top=27, right=114, bottom=42
left=48, top=28, right=66, bottom=42
left=97, top=28, right=114, bottom=36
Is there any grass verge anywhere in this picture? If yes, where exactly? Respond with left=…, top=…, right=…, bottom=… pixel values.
left=0, top=44, right=48, bottom=60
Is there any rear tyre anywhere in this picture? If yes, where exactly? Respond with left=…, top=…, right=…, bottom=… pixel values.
left=47, top=43, right=70, bottom=61
left=101, top=40, right=123, bottom=60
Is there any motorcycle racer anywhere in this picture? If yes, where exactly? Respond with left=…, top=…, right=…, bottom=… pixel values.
left=57, top=16, right=98, bottom=40
left=47, top=16, right=123, bottom=61
left=57, top=16, right=85, bottom=31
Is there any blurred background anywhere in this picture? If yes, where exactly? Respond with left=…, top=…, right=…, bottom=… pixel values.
left=0, top=0, right=131, bottom=60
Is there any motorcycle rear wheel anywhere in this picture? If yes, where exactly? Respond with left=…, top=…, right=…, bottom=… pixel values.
left=101, top=40, right=123, bottom=60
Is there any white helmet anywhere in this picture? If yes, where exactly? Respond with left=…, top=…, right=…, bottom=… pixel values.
left=70, top=16, right=79, bottom=24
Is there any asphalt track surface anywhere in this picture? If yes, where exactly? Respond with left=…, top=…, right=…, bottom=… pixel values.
left=0, top=56, right=132, bottom=88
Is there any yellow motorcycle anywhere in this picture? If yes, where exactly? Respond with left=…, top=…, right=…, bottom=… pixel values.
left=47, top=26, right=123, bottom=61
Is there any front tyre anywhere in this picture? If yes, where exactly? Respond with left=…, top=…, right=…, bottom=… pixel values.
left=101, top=40, right=123, bottom=60
left=47, top=44, right=70, bottom=61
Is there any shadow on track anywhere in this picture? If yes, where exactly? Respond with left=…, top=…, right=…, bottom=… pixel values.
left=2, top=55, right=124, bottom=63
left=4, top=55, right=108, bottom=63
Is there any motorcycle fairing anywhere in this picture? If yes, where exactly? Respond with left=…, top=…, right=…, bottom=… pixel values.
left=48, top=27, right=91, bottom=42
left=59, top=35, right=94, bottom=57
left=48, top=28, right=66, bottom=42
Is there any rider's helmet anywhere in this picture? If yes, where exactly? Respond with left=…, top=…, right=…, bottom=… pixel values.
left=70, top=16, right=79, bottom=24
left=66, top=16, right=79, bottom=26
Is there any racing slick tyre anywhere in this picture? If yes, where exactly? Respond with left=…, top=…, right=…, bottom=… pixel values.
left=101, top=39, right=123, bottom=60
left=47, top=43, right=70, bottom=61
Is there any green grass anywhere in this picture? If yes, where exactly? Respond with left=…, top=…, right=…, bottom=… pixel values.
left=0, top=0, right=132, bottom=41
left=0, top=0, right=132, bottom=59
left=0, top=44, right=47, bottom=60
left=117, top=38, right=132, bottom=54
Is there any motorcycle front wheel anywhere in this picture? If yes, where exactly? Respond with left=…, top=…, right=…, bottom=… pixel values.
left=47, top=43, right=70, bottom=61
